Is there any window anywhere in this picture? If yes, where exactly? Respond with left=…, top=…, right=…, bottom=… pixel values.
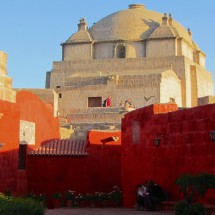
left=88, top=97, right=102, bottom=107
left=116, top=44, right=126, bottom=58
left=18, top=144, right=27, bottom=170
left=132, top=120, right=141, bottom=144
left=59, top=93, right=62, bottom=98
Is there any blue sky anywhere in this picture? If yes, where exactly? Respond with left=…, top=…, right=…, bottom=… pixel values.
left=0, top=0, right=215, bottom=89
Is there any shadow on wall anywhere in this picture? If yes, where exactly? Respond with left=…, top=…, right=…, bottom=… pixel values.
left=141, top=19, right=160, bottom=38
left=0, top=149, right=27, bottom=196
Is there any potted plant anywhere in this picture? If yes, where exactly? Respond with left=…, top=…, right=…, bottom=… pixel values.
left=37, top=193, right=46, bottom=205
left=78, top=194, right=88, bottom=207
left=99, top=192, right=109, bottom=207
left=51, top=192, right=62, bottom=208
left=175, top=172, right=215, bottom=215
left=64, top=190, right=75, bottom=207
left=110, top=186, right=123, bottom=207
left=87, top=193, right=99, bottom=208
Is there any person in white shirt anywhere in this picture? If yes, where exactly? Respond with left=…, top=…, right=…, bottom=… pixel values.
left=135, top=184, right=148, bottom=210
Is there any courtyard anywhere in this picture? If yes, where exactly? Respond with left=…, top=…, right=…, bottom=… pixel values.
left=45, top=208, right=174, bottom=215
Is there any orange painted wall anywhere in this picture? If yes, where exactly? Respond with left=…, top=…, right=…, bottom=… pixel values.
left=0, top=100, right=20, bottom=193
left=121, top=103, right=215, bottom=207
left=0, top=91, right=59, bottom=195
left=16, top=91, right=59, bottom=151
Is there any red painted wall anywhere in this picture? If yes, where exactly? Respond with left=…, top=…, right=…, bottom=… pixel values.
left=121, top=103, right=215, bottom=207
left=0, top=100, right=20, bottom=194
left=0, top=91, right=59, bottom=195
left=27, top=130, right=121, bottom=208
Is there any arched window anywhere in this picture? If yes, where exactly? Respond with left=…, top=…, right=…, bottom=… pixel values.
left=116, top=44, right=126, bottom=58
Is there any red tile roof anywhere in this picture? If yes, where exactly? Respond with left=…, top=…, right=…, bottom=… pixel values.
left=28, top=139, right=88, bottom=156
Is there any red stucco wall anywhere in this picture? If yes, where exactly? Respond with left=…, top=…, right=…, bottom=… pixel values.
left=27, top=130, right=121, bottom=208
left=0, top=100, right=20, bottom=193
left=0, top=91, right=59, bottom=195
left=121, top=103, right=215, bottom=207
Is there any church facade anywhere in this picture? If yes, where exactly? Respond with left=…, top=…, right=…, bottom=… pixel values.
left=46, top=4, right=214, bottom=117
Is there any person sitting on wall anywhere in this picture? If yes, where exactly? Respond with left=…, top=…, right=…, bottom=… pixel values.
left=124, top=99, right=135, bottom=112
left=135, top=183, right=148, bottom=210
left=145, top=180, right=165, bottom=211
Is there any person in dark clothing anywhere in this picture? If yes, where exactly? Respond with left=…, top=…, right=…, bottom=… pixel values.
left=145, top=180, right=165, bottom=211
left=135, top=184, right=148, bottom=210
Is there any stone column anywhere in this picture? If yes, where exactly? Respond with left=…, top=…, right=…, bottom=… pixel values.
left=0, top=51, right=7, bottom=75
left=0, top=51, right=16, bottom=103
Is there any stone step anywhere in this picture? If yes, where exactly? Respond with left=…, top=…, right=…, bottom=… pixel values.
left=69, top=122, right=121, bottom=140
left=68, top=112, right=124, bottom=124
left=70, top=107, right=123, bottom=114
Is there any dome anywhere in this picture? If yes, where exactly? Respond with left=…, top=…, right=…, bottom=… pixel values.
left=65, top=18, right=92, bottom=43
left=89, top=4, right=193, bottom=44
left=66, top=30, right=92, bottom=43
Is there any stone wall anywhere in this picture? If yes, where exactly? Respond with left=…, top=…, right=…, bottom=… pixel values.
left=160, top=70, right=182, bottom=106
left=56, top=69, right=185, bottom=116
left=129, top=41, right=146, bottom=58
left=69, top=122, right=121, bottom=140
left=65, top=107, right=123, bottom=140
left=199, top=52, right=206, bottom=68
left=0, top=51, right=7, bottom=75
left=182, top=40, right=193, bottom=62
left=185, top=58, right=214, bottom=100
left=64, top=43, right=92, bottom=61
left=146, top=39, right=176, bottom=57
left=49, top=56, right=186, bottom=92
left=94, top=42, right=114, bottom=59
left=93, top=41, right=146, bottom=59
left=47, top=47, right=213, bottom=115
left=196, top=68, right=214, bottom=98
left=65, top=76, right=107, bottom=87
left=51, top=56, right=184, bottom=74
left=68, top=112, right=123, bottom=124
left=0, top=51, right=16, bottom=103
left=198, top=96, right=215, bottom=106
left=57, top=72, right=163, bottom=115
left=184, top=63, right=192, bottom=107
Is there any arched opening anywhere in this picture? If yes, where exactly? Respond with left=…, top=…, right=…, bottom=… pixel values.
left=116, top=45, right=126, bottom=58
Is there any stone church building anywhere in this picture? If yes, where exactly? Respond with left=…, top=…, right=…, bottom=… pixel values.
left=46, top=3, right=214, bottom=118
left=0, top=5, right=215, bottom=206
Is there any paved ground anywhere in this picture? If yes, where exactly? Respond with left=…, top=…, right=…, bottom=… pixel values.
left=45, top=208, right=174, bottom=215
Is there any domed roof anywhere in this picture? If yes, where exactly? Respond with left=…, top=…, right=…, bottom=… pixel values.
left=66, top=30, right=92, bottom=43
left=65, top=18, right=92, bottom=43
left=89, top=4, right=193, bottom=44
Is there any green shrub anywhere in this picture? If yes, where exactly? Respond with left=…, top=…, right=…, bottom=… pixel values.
left=175, top=173, right=215, bottom=215
left=175, top=201, right=210, bottom=215
left=0, top=193, right=45, bottom=215
left=110, top=186, right=123, bottom=203
left=51, top=192, right=62, bottom=200
left=176, top=173, right=215, bottom=202
left=64, top=190, right=75, bottom=200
